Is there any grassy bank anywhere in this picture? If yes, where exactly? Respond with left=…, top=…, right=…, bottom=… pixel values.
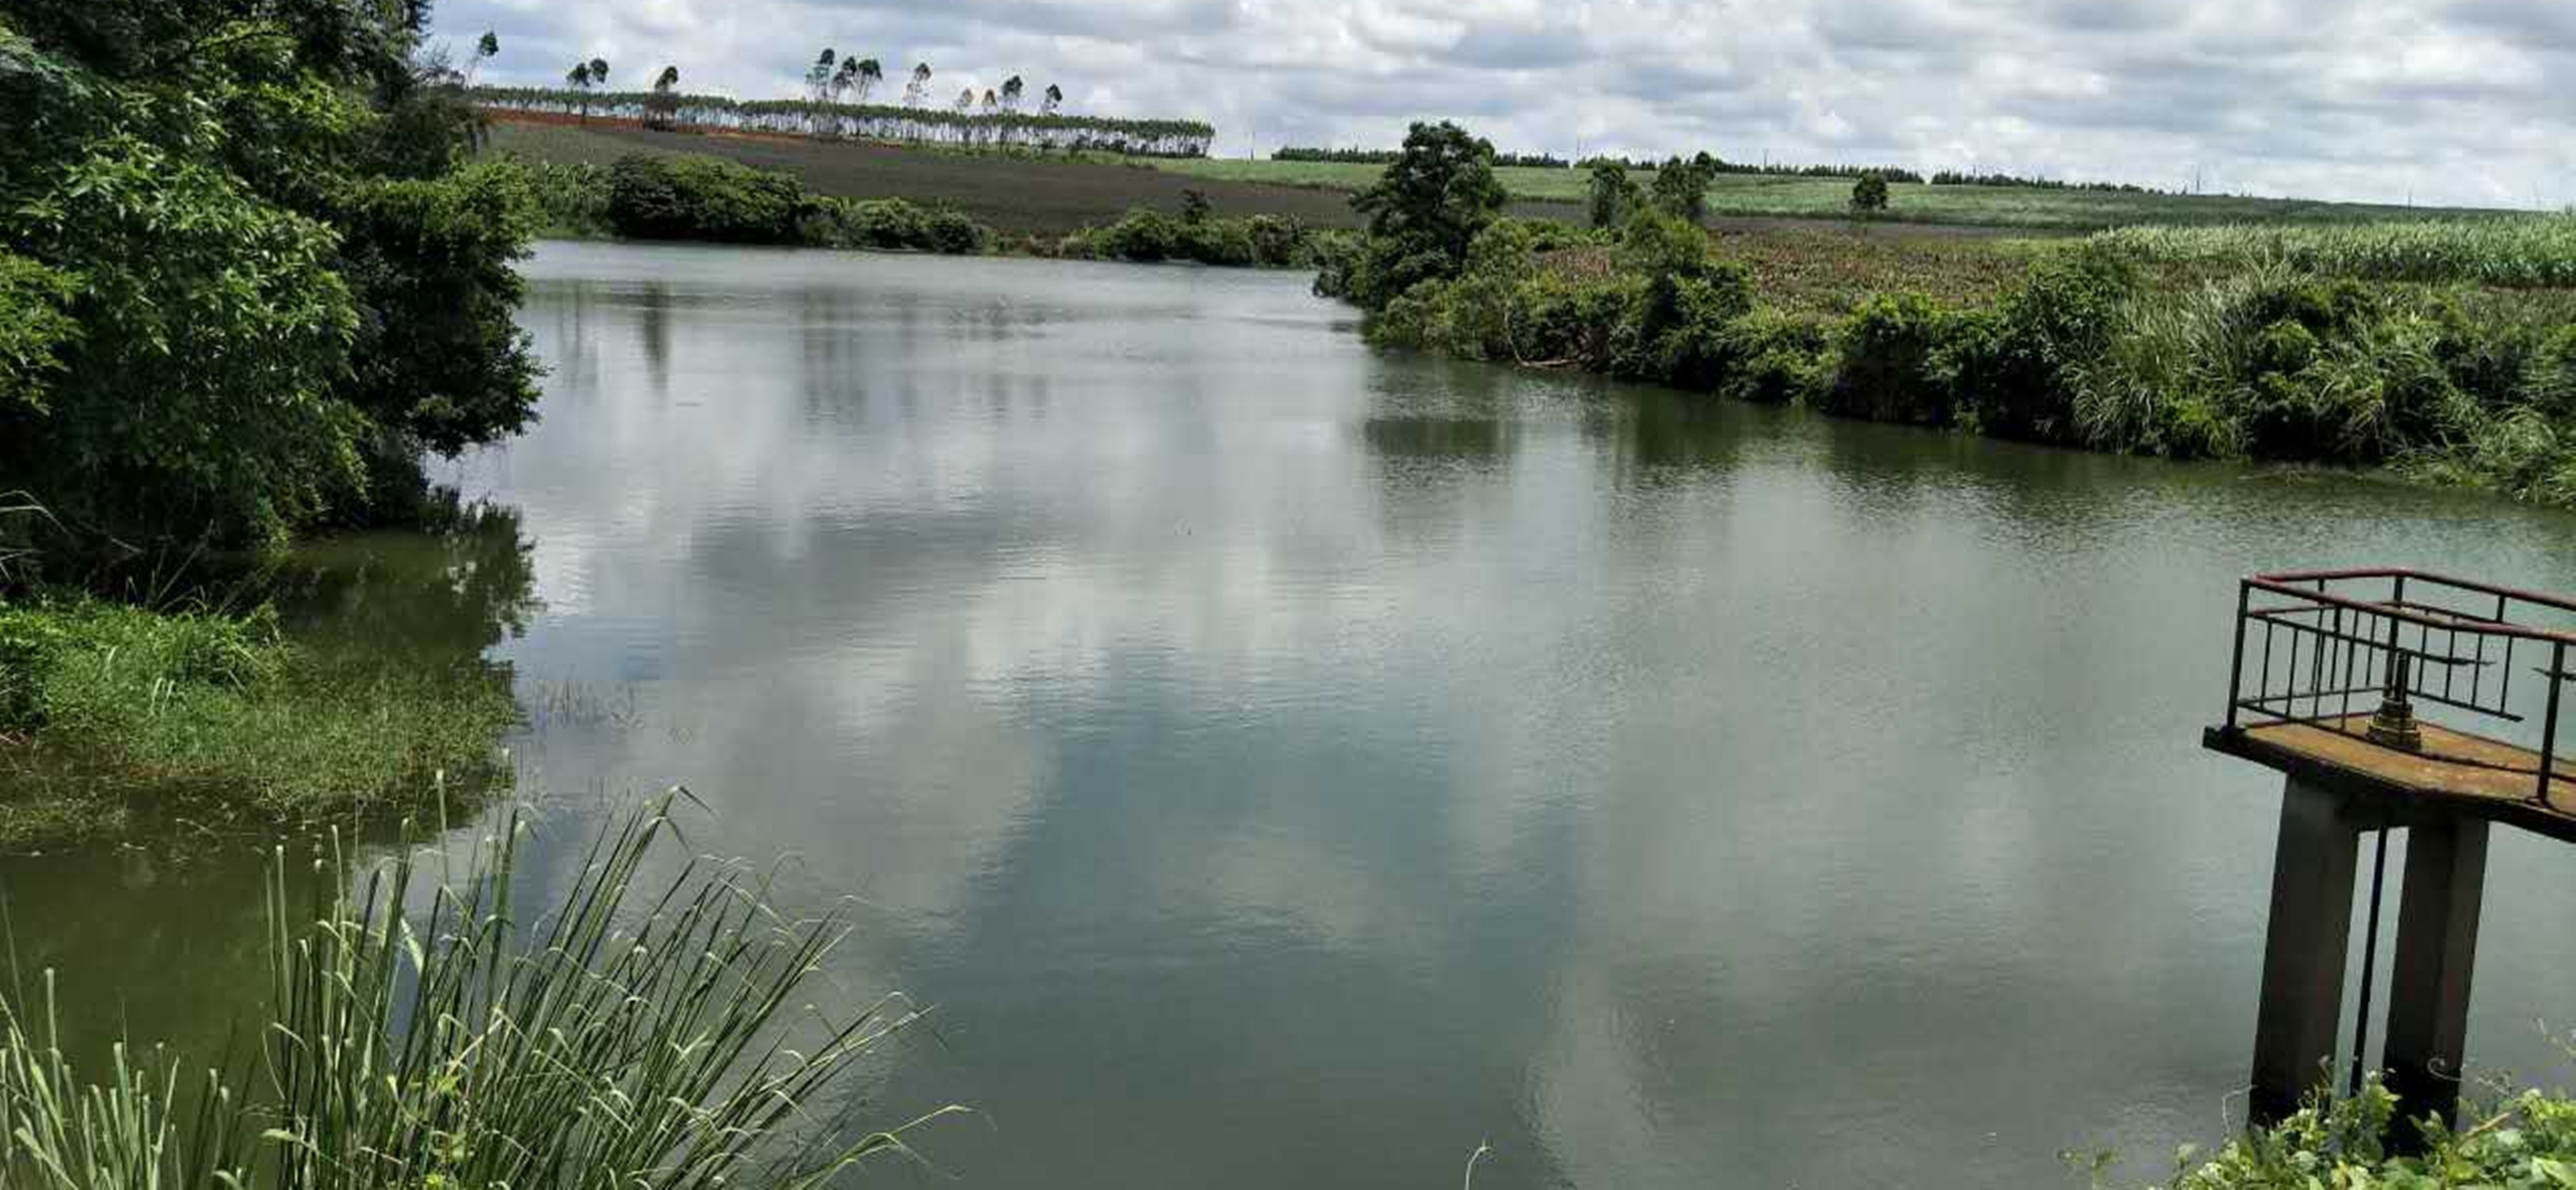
left=0, top=594, right=513, bottom=848
left=0, top=793, right=958, bottom=1187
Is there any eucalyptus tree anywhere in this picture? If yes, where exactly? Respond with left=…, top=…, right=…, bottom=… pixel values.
left=466, top=30, right=497, bottom=83
left=905, top=61, right=933, bottom=106
left=853, top=58, right=884, bottom=102
left=565, top=59, right=597, bottom=120
left=807, top=48, right=837, bottom=102
left=954, top=86, right=973, bottom=111
left=979, top=87, right=998, bottom=114
left=646, top=64, right=682, bottom=128
left=1001, top=75, right=1024, bottom=111
left=1042, top=83, right=1063, bottom=115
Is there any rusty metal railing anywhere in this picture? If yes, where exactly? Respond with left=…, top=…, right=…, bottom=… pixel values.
left=2224, top=568, right=2576, bottom=807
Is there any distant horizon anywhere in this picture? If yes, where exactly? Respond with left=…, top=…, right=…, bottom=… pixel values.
left=436, top=0, right=2574, bottom=213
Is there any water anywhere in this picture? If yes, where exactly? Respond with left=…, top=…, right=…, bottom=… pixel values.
left=13, top=240, right=2576, bottom=1187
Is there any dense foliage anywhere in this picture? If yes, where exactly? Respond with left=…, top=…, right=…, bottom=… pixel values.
left=1317, top=121, right=1508, bottom=309
left=1330, top=124, right=2576, bottom=507
left=471, top=85, right=1216, bottom=156
left=0, top=0, right=541, bottom=555
left=2141, top=1079, right=2576, bottom=1189
left=1056, top=206, right=1327, bottom=267
left=526, top=151, right=993, bottom=254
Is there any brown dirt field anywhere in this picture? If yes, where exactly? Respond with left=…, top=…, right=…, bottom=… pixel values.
left=483, top=113, right=2053, bottom=245
left=487, top=114, right=1459, bottom=236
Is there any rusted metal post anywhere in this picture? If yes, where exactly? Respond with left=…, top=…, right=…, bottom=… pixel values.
left=2382, top=819, right=2488, bottom=1147
left=2249, top=777, right=2365, bottom=1126
left=2542, top=643, right=2566, bottom=808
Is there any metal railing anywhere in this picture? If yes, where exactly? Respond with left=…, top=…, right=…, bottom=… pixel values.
left=2224, top=568, right=2576, bottom=807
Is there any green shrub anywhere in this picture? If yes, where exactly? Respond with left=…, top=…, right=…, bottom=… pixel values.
left=1246, top=214, right=1307, bottom=266
left=1615, top=212, right=1754, bottom=386
left=1179, top=217, right=1256, bottom=267
left=1821, top=291, right=1965, bottom=425
left=1953, top=247, right=2137, bottom=442
left=1718, top=307, right=1833, bottom=405
left=1095, top=209, right=1181, bottom=262
left=518, top=159, right=612, bottom=238
left=605, top=153, right=813, bottom=244
left=925, top=207, right=987, bottom=255
left=2159, top=1077, right=2576, bottom=1189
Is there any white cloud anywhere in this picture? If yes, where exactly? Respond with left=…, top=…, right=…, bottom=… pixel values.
left=443, top=0, right=2573, bottom=206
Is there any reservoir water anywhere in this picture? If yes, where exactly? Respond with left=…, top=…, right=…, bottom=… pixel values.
left=14, top=240, right=2576, bottom=1187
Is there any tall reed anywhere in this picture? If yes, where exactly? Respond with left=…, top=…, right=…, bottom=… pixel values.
left=0, top=793, right=960, bottom=1188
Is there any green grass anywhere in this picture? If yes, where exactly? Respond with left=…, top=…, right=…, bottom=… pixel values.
left=1136, top=157, right=2520, bottom=231
left=0, top=596, right=516, bottom=845
left=0, top=792, right=964, bottom=1188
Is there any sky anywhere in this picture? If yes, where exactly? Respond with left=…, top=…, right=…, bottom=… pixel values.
left=440, top=0, right=2574, bottom=209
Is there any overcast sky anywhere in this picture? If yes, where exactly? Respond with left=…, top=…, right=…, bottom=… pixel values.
left=442, top=0, right=2572, bottom=209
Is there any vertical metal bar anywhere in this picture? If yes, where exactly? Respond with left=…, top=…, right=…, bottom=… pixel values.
left=2337, top=605, right=2354, bottom=727
left=2349, top=827, right=2391, bottom=1100
left=2542, top=642, right=2566, bottom=808
left=2229, top=582, right=2252, bottom=728
left=2261, top=616, right=2276, bottom=714
left=2443, top=625, right=2457, bottom=702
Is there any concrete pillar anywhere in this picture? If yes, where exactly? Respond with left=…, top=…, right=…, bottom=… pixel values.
left=2249, top=777, right=2364, bottom=1126
left=2382, top=818, right=2488, bottom=1145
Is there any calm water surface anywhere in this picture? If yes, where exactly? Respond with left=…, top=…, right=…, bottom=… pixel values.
left=16, top=240, right=2576, bottom=1188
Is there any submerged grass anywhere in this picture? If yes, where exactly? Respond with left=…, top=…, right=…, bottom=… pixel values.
left=0, top=793, right=962, bottom=1188
left=0, top=595, right=516, bottom=846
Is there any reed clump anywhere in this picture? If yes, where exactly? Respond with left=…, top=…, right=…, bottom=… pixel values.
left=0, top=793, right=961, bottom=1188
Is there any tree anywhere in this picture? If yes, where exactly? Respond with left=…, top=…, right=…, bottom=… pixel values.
left=1180, top=188, right=1212, bottom=225
left=565, top=60, right=597, bottom=121
left=1587, top=160, right=1640, bottom=228
left=807, top=48, right=836, bottom=103
left=466, top=30, right=497, bottom=83
left=1, top=0, right=542, bottom=551
left=1648, top=152, right=1715, bottom=222
left=979, top=87, right=997, bottom=114
left=1001, top=75, right=1024, bottom=112
left=853, top=58, right=884, bottom=103
left=645, top=65, right=682, bottom=129
left=1851, top=171, right=1891, bottom=214
left=1041, top=83, right=1063, bottom=115
left=905, top=62, right=933, bottom=106
left=955, top=86, right=973, bottom=112
left=1338, top=121, right=1508, bottom=309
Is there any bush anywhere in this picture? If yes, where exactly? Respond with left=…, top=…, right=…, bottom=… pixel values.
left=1615, top=212, right=1754, bottom=386
left=1953, top=247, right=2137, bottom=442
left=2160, top=1078, right=2576, bottom=1189
left=606, top=153, right=814, bottom=244
left=1718, top=308, right=1834, bottom=405
left=1821, top=292, right=1965, bottom=424
left=925, top=207, right=987, bottom=255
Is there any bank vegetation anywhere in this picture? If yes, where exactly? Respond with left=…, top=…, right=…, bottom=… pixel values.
left=1321, top=123, right=2576, bottom=507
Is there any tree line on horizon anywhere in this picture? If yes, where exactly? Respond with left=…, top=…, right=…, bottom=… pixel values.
left=475, top=44, right=1211, bottom=156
